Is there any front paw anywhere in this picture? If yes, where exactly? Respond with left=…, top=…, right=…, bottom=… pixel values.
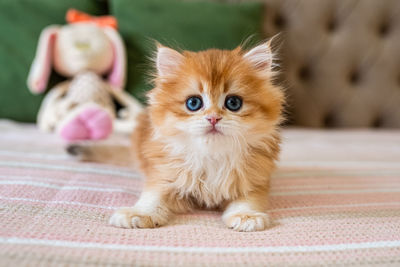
left=109, top=208, right=163, bottom=229
left=224, top=212, right=270, bottom=232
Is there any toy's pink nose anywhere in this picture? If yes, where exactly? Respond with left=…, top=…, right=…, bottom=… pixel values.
left=206, top=115, right=222, bottom=126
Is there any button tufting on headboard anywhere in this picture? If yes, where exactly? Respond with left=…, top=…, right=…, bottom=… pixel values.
left=262, top=0, right=400, bottom=128
left=348, top=70, right=360, bottom=85
left=274, top=14, right=286, bottom=29
left=326, top=19, right=337, bottom=33
left=372, top=116, right=384, bottom=128
left=298, top=65, right=312, bottom=82
left=323, top=112, right=337, bottom=128
left=378, top=21, right=390, bottom=37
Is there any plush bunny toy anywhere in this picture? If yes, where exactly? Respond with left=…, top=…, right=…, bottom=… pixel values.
left=27, top=9, right=142, bottom=141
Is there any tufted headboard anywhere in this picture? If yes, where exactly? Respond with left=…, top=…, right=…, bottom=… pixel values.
left=262, top=0, right=400, bottom=128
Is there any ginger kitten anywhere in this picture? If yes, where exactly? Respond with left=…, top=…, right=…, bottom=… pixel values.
left=71, top=41, right=284, bottom=232
left=107, top=41, right=284, bottom=232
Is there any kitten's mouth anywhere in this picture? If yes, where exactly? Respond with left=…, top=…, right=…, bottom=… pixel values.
left=206, top=127, right=223, bottom=135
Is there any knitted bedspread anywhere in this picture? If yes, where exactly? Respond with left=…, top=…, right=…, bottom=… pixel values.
left=0, top=120, right=399, bottom=266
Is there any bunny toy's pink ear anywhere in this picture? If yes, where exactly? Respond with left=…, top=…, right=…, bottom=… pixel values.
left=103, top=27, right=126, bottom=90
left=27, top=25, right=60, bottom=94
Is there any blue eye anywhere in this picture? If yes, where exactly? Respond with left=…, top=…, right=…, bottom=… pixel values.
left=186, top=96, right=203, bottom=111
left=225, top=95, right=242, bottom=111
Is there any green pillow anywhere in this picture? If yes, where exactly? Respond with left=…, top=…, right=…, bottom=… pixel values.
left=110, top=0, right=263, bottom=102
left=0, top=0, right=107, bottom=122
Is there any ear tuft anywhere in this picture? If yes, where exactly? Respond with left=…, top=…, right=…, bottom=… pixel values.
left=243, top=41, right=273, bottom=73
left=156, top=45, right=183, bottom=77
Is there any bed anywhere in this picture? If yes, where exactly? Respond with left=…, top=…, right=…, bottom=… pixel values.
left=1, top=120, right=399, bottom=266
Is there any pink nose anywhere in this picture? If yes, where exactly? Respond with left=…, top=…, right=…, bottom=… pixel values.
left=206, top=115, right=222, bottom=126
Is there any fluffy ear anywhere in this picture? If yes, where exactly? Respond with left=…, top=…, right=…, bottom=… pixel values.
left=103, top=27, right=126, bottom=90
left=156, top=44, right=183, bottom=77
left=243, top=40, right=273, bottom=73
left=27, top=25, right=59, bottom=94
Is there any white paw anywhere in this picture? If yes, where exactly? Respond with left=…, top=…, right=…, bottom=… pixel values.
left=109, top=210, right=132, bottom=228
left=224, top=212, right=270, bottom=232
left=109, top=208, right=163, bottom=229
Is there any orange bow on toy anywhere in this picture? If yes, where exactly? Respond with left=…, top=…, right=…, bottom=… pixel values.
left=66, top=9, right=118, bottom=30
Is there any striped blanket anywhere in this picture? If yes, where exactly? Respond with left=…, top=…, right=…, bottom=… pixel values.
left=0, top=120, right=399, bottom=266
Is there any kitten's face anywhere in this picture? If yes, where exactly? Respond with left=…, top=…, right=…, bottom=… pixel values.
left=148, top=43, right=284, bottom=149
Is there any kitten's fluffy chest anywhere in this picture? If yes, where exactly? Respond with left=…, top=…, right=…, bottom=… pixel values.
left=164, top=136, right=246, bottom=207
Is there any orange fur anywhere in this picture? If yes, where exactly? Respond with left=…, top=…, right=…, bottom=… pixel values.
left=110, top=42, right=285, bottom=231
